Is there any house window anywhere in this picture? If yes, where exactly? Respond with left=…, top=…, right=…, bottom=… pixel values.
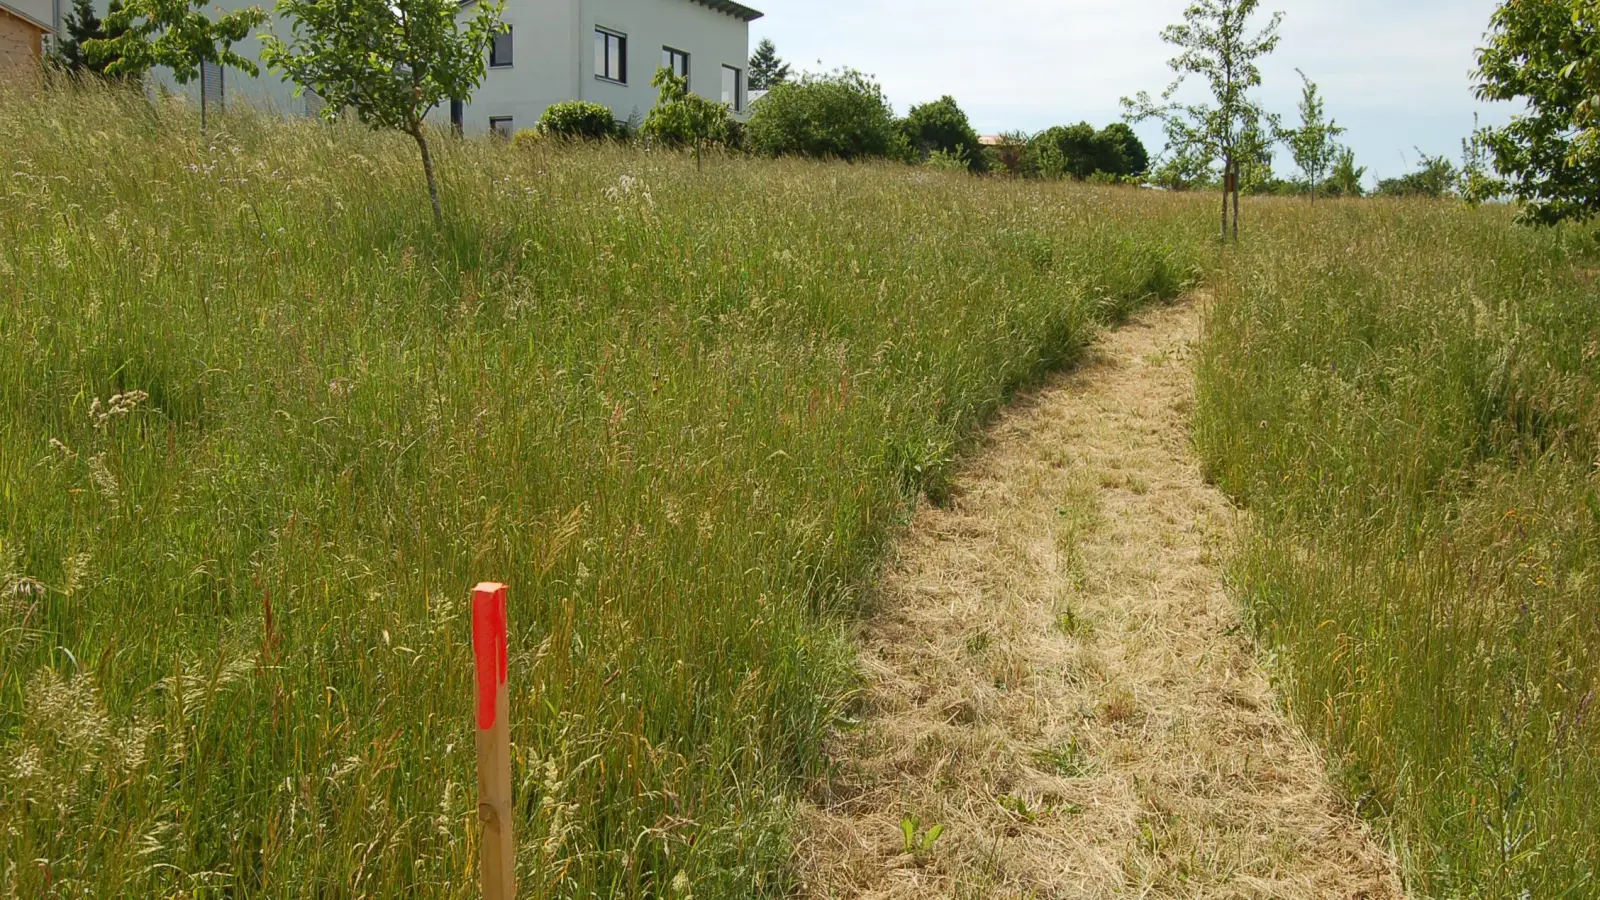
left=489, top=117, right=514, bottom=139
left=490, top=27, right=512, bottom=67
left=662, top=47, right=689, bottom=79
left=721, top=64, right=742, bottom=110
left=595, top=28, right=626, bottom=83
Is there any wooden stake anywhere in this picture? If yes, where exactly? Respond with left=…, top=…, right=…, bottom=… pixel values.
left=472, top=582, right=515, bottom=899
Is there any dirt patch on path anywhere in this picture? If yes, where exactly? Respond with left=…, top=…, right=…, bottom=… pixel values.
left=796, top=298, right=1403, bottom=899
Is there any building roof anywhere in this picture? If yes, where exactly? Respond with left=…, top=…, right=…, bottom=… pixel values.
left=459, top=0, right=762, bottom=21
left=689, top=0, right=763, bottom=21
left=0, top=1, right=54, bottom=32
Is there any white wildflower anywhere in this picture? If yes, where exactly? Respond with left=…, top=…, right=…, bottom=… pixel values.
left=90, top=390, right=149, bottom=429
left=605, top=173, right=642, bottom=203
left=89, top=452, right=119, bottom=500
left=9, top=744, right=42, bottom=782
left=60, top=552, right=91, bottom=596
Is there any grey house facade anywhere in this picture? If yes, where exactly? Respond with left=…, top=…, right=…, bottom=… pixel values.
left=442, top=0, right=762, bottom=136
left=44, top=0, right=761, bottom=135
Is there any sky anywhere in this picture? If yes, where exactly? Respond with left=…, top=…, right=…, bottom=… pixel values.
left=749, top=0, right=1518, bottom=184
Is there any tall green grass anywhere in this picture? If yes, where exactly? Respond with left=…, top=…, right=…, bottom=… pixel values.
left=0, top=86, right=1207, bottom=897
left=1197, top=199, right=1600, bottom=896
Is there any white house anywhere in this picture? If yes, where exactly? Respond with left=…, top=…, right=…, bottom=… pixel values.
left=443, top=0, right=763, bottom=136
left=46, top=0, right=762, bottom=134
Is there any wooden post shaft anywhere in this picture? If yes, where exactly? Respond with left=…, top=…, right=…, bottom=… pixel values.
left=472, top=582, right=515, bottom=899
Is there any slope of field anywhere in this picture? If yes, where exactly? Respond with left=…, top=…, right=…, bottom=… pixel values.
left=0, top=88, right=1208, bottom=897
left=1196, top=202, right=1600, bottom=896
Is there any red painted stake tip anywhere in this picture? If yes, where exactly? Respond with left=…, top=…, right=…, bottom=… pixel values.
left=471, top=582, right=509, bottom=731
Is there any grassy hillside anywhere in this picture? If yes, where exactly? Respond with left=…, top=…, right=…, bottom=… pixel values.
left=0, top=88, right=1207, bottom=897
left=1196, top=201, right=1600, bottom=896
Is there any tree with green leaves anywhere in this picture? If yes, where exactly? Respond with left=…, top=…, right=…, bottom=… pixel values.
left=901, top=95, right=986, bottom=171
left=1286, top=69, right=1344, bottom=199
left=1472, top=0, right=1600, bottom=223
left=1325, top=147, right=1366, bottom=197
left=1098, top=123, right=1150, bottom=177
left=1150, top=144, right=1217, bottom=190
left=88, top=0, right=266, bottom=128
left=1027, top=123, right=1115, bottom=180
left=643, top=67, right=734, bottom=166
left=1122, top=0, right=1283, bottom=240
left=52, top=0, right=101, bottom=73
left=51, top=0, right=132, bottom=79
left=746, top=68, right=904, bottom=161
left=747, top=37, right=789, bottom=91
left=261, top=0, right=505, bottom=229
left=1459, top=114, right=1506, bottom=205
left=1235, top=116, right=1279, bottom=194
left=1375, top=151, right=1459, bottom=199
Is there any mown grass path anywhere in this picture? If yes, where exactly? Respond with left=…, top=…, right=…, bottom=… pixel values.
left=797, top=298, right=1403, bottom=899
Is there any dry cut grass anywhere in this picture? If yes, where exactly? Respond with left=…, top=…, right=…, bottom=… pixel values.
left=797, top=298, right=1403, bottom=898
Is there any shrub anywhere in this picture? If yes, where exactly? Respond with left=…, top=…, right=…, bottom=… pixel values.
left=1097, top=123, right=1149, bottom=177
left=746, top=68, right=901, bottom=161
left=1152, top=150, right=1217, bottom=191
left=925, top=148, right=971, bottom=173
left=1026, top=123, right=1148, bottom=181
left=509, top=128, right=543, bottom=150
left=1030, top=124, right=1119, bottom=180
left=539, top=100, right=618, bottom=140
left=983, top=131, right=1032, bottom=177
left=901, top=95, right=986, bottom=172
left=1375, top=152, right=1459, bottom=198
left=641, top=67, right=733, bottom=150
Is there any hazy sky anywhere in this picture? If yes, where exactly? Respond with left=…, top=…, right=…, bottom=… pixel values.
left=749, top=0, right=1516, bottom=182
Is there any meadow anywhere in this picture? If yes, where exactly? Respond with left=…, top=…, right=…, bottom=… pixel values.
left=5, top=83, right=1599, bottom=900
left=0, top=87, right=1207, bottom=897
left=1196, top=201, right=1600, bottom=896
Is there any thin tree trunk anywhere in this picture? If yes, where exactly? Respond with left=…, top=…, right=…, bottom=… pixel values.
left=1220, top=154, right=1229, bottom=243
left=411, top=126, right=444, bottom=230
left=1226, top=157, right=1239, bottom=241
left=1231, top=174, right=1240, bottom=241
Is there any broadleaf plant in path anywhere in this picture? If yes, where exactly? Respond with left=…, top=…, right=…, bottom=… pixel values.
left=87, top=0, right=266, bottom=129
left=1122, top=0, right=1283, bottom=241
left=261, top=0, right=505, bottom=229
left=1286, top=69, right=1344, bottom=200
